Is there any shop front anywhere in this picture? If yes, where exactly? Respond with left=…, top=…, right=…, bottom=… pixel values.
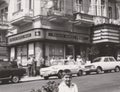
left=8, top=29, right=90, bottom=66
left=92, top=24, right=120, bottom=59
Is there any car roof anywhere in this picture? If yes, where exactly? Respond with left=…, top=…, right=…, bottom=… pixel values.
left=95, top=56, right=114, bottom=59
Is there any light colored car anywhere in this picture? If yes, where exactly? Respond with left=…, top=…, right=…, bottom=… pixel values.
left=84, top=56, right=120, bottom=74
left=40, top=59, right=84, bottom=79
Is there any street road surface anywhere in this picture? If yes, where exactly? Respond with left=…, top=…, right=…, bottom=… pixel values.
left=0, top=72, right=120, bottom=92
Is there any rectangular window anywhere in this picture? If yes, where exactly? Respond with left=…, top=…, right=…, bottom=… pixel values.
left=75, top=0, right=83, bottom=12
left=29, top=0, right=33, bottom=10
left=54, top=0, right=64, bottom=11
left=95, top=0, right=97, bottom=15
left=0, top=7, right=8, bottom=21
left=17, top=0, right=21, bottom=11
left=101, top=0, right=105, bottom=16
left=108, top=6, right=112, bottom=18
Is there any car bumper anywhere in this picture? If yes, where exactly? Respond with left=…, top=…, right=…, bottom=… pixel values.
left=84, top=68, right=96, bottom=72
left=40, top=71, right=57, bottom=77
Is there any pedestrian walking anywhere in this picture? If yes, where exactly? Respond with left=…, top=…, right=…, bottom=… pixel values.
left=58, top=69, right=78, bottom=92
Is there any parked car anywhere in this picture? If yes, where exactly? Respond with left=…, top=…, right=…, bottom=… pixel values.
left=0, top=61, right=26, bottom=84
left=84, top=56, right=120, bottom=75
left=40, top=59, right=84, bottom=79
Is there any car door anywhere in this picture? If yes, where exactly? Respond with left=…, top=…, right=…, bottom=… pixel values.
left=68, top=62, right=79, bottom=74
left=108, top=57, right=117, bottom=69
left=102, top=57, right=111, bottom=70
left=0, top=62, right=11, bottom=79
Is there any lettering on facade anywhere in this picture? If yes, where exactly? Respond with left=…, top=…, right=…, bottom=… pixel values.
left=9, top=33, right=31, bottom=42
left=48, top=32, right=89, bottom=41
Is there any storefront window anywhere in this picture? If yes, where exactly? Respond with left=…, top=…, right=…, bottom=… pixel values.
left=28, top=43, right=34, bottom=57
left=10, top=47, right=15, bottom=60
left=47, top=43, right=64, bottom=60
left=35, top=42, right=43, bottom=61
left=17, top=45, right=27, bottom=66
left=66, top=45, right=74, bottom=57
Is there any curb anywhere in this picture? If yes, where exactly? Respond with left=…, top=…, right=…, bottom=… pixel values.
left=20, top=76, right=43, bottom=82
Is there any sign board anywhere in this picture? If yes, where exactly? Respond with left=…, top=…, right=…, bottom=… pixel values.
left=8, top=29, right=44, bottom=45
left=46, top=31, right=90, bottom=43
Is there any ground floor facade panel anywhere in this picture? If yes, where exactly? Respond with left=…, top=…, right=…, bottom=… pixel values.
left=9, top=41, right=89, bottom=66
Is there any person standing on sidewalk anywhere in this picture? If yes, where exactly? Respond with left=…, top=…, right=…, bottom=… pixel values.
left=27, top=56, right=33, bottom=76
left=58, top=69, right=78, bottom=92
left=36, top=56, right=44, bottom=75
left=32, top=56, right=37, bottom=76
left=76, top=55, right=84, bottom=66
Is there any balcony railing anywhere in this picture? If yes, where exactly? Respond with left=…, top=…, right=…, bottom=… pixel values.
left=47, top=8, right=65, bottom=16
left=75, top=13, right=94, bottom=22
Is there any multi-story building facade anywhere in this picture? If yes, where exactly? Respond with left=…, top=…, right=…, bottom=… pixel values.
left=7, top=0, right=120, bottom=66
left=0, top=0, right=9, bottom=60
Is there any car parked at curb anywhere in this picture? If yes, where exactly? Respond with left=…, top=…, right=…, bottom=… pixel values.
left=40, top=59, right=84, bottom=79
left=0, top=61, right=26, bottom=84
left=84, top=56, right=120, bottom=75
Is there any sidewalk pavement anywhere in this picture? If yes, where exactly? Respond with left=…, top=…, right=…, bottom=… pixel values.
left=20, top=76, right=43, bottom=82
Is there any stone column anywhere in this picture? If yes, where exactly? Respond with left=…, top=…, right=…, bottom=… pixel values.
left=97, top=0, right=101, bottom=16
left=104, top=0, right=108, bottom=17
left=116, top=2, right=120, bottom=19
left=91, top=0, right=96, bottom=15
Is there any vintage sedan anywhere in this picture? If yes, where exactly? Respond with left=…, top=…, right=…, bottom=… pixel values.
left=84, top=56, right=120, bottom=74
left=40, top=59, right=84, bottom=79
left=0, top=61, right=26, bottom=84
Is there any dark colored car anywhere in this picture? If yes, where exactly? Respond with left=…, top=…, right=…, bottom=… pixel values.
left=0, top=61, right=26, bottom=84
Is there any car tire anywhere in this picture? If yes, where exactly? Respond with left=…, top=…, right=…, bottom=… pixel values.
left=77, top=70, right=83, bottom=76
left=58, top=71, right=63, bottom=79
left=44, top=76, right=49, bottom=80
left=96, top=67, right=102, bottom=74
left=11, top=76, right=20, bottom=83
left=115, top=66, right=120, bottom=72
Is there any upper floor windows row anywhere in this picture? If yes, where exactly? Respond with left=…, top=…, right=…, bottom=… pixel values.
left=14, top=0, right=33, bottom=12
left=12, top=0, right=115, bottom=19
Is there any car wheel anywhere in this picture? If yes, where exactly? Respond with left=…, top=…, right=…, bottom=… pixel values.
left=58, top=71, right=63, bottom=79
left=115, top=66, right=120, bottom=72
left=96, top=67, right=102, bottom=74
left=77, top=70, right=83, bottom=76
left=11, top=76, right=20, bottom=83
left=44, top=76, right=49, bottom=80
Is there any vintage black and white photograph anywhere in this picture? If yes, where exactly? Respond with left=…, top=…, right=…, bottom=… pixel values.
left=0, top=0, right=120, bottom=92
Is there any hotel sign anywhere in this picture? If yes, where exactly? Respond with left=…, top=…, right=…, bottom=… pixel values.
left=8, top=29, right=43, bottom=45
left=46, top=31, right=90, bottom=43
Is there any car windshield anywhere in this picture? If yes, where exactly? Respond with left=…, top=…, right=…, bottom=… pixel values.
left=0, top=61, right=12, bottom=68
left=64, top=61, right=75, bottom=65
left=92, top=58, right=101, bottom=63
left=109, top=57, right=115, bottom=62
left=52, top=60, right=63, bottom=66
